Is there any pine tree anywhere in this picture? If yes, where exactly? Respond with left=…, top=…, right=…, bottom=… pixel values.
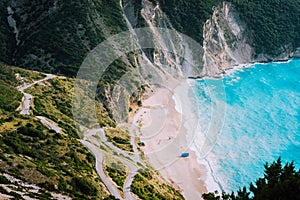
left=203, top=158, right=300, bottom=200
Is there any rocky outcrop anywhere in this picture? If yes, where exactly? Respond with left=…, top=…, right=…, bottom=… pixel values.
left=201, top=2, right=300, bottom=77
left=122, top=0, right=204, bottom=79
left=292, top=47, right=300, bottom=58
left=140, top=0, right=204, bottom=78
left=201, top=2, right=254, bottom=77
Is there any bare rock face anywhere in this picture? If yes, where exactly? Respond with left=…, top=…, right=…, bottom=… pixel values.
left=201, top=2, right=300, bottom=77
left=201, top=2, right=254, bottom=77
left=111, top=0, right=205, bottom=123
left=142, top=0, right=203, bottom=78
left=292, top=47, right=300, bottom=58
left=125, top=0, right=204, bottom=79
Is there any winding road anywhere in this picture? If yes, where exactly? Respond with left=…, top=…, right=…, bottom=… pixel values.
left=36, top=116, right=62, bottom=133
left=17, top=73, right=142, bottom=200
left=80, top=140, right=123, bottom=200
left=83, top=128, right=141, bottom=200
left=17, top=74, right=55, bottom=115
left=17, top=73, right=63, bottom=134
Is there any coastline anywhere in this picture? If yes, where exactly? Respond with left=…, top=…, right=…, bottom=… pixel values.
left=185, top=57, right=299, bottom=194
left=131, top=80, right=221, bottom=199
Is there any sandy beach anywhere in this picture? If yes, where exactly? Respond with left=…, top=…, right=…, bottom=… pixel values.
left=131, top=81, right=211, bottom=199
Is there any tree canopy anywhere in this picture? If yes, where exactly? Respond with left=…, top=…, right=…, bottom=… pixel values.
left=203, top=158, right=300, bottom=200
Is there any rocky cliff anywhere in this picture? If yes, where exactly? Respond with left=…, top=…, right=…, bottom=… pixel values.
left=154, top=0, right=300, bottom=77
left=194, top=1, right=300, bottom=77
left=1, top=0, right=299, bottom=120
left=124, top=0, right=300, bottom=79
left=1, top=0, right=299, bottom=78
left=122, top=0, right=204, bottom=79
left=201, top=2, right=254, bottom=77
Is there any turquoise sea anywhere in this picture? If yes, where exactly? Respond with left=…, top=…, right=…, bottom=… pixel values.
left=191, top=59, right=300, bottom=192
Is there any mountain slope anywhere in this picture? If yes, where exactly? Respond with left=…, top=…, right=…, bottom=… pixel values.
left=0, top=0, right=127, bottom=75
left=1, top=0, right=300, bottom=199
left=156, top=0, right=300, bottom=59
left=0, top=64, right=113, bottom=199
left=1, top=0, right=300, bottom=76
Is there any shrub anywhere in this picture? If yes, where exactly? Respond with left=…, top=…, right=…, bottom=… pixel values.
left=0, top=174, right=10, bottom=184
left=71, top=177, right=97, bottom=196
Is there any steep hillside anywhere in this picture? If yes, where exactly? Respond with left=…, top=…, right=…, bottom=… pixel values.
left=232, top=0, right=300, bottom=58
left=155, top=0, right=222, bottom=45
left=0, top=64, right=184, bottom=199
left=0, top=0, right=127, bottom=75
left=1, top=0, right=300, bottom=77
left=0, top=1, right=15, bottom=64
left=1, top=0, right=300, bottom=199
left=156, top=0, right=300, bottom=60
left=0, top=64, right=115, bottom=199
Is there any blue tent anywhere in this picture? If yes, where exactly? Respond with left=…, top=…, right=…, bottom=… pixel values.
left=181, top=153, right=189, bottom=157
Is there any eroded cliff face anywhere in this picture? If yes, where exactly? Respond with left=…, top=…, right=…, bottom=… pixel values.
left=122, top=0, right=204, bottom=79
left=201, top=2, right=300, bottom=77
left=107, top=0, right=206, bottom=123
left=201, top=2, right=254, bottom=77
left=121, top=1, right=255, bottom=79
left=115, top=1, right=256, bottom=122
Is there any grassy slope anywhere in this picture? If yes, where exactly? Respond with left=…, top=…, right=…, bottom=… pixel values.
left=104, top=127, right=133, bottom=152
left=0, top=66, right=113, bottom=199
left=26, top=77, right=116, bottom=136
left=0, top=65, right=183, bottom=199
left=131, top=170, right=184, bottom=200
left=0, top=62, right=45, bottom=86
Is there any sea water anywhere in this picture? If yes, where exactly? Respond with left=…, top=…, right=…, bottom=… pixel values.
left=190, top=59, right=300, bottom=192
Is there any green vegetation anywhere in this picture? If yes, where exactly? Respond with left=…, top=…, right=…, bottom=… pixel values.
left=71, top=177, right=98, bottom=196
left=26, top=77, right=79, bottom=138
left=131, top=170, right=184, bottom=200
left=0, top=121, right=107, bottom=199
left=0, top=0, right=127, bottom=75
left=0, top=80, right=22, bottom=114
left=105, top=127, right=133, bottom=152
left=105, top=161, right=127, bottom=189
left=203, top=158, right=300, bottom=200
left=0, top=66, right=112, bottom=199
left=0, top=174, right=10, bottom=184
left=157, top=0, right=222, bottom=44
left=0, top=62, right=45, bottom=86
left=28, top=77, right=116, bottom=132
left=0, top=2, right=15, bottom=64
left=106, top=166, right=126, bottom=187
left=96, top=56, right=137, bottom=120
left=230, top=0, right=300, bottom=56
left=130, top=0, right=149, bottom=28
left=156, top=0, right=300, bottom=57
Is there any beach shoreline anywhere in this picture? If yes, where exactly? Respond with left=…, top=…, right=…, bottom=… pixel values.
left=130, top=80, right=221, bottom=199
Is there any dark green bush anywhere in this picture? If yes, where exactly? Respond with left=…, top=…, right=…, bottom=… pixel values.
left=0, top=174, right=10, bottom=184
left=112, top=136, right=130, bottom=145
left=71, top=177, right=97, bottom=196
